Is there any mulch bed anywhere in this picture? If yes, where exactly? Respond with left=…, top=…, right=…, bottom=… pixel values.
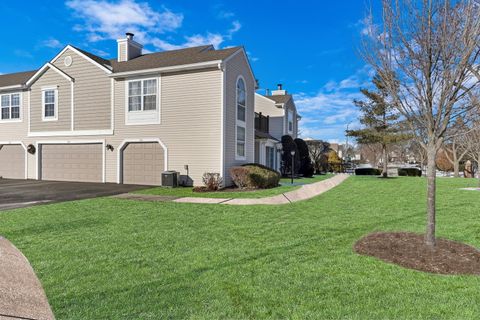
left=354, top=232, right=480, bottom=275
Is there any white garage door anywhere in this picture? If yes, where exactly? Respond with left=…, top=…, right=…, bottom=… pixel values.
left=0, top=144, right=25, bottom=179
left=41, top=143, right=103, bottom=183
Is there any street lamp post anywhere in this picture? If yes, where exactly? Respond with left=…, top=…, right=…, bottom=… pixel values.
left=290, top=150, right=296, bottom=184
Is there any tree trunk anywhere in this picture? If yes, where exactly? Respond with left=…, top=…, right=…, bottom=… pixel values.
left=453, top=160, right=460, bottom=178
left=382, top=144, right=388, bottom=178
left=426, top=143, right=437, bottom=248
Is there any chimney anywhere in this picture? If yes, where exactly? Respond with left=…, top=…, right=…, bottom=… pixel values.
left=272, top=83, right=287, bottom=96
left=117, top=32, right=143, bottom=62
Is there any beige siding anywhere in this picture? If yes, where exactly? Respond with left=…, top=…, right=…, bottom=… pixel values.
left=284, top=99, right=298, bottom=139
left=0, top=91, right=35, bottom=179
left=254, top=93, right=284, bottom=117
left=269, top=117, right=285, bottom=140
left=30, top=68, right=71, bottom=132
left=0, top=144, right=25, bottom=179
left=224, top=52, right=255, bottom=185
left=105, top=68, right=223, bottom=186
left=52, top=49, right=111, bottom=130
left=118, top=43, right=127, bottom=62
left=0, top=90, right=29, bottom=139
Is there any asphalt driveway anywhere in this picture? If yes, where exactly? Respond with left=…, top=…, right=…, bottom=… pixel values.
left=0, top=179, right=149, bottom=211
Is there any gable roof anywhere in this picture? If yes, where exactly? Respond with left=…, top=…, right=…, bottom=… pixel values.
left=109, top=45, right=242, bottom=73
left=0, top=70, right=37, bottom=89
left=0, top=44, right=246, bottom=88
left=265, top=94, right=293, bottom=104
left=71, top=46, right=112, bottom=70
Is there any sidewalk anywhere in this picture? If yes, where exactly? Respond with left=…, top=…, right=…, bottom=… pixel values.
left=173, top=174, right=349, bottom=205
left=0, top=237, right=55, bottom=320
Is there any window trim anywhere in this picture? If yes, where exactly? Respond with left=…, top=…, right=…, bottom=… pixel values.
left=235, top=75, right=247, bottom=160
left=42, top=87, right=58, bottom=122
left=125, top=77, right=161, bottom=125
left=287, top=109, right=294, bottom=134
left=0, top=92, right=22, bottom=123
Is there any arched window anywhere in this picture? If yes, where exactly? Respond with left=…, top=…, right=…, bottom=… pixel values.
left=236, top=77, right=246, bottom=159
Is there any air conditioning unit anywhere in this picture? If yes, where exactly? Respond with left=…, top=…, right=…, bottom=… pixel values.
left=161, top=171, right=179, bottom=188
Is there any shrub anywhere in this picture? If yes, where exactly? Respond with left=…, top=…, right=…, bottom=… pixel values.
left=355, top=168, right=382, bottom=176
left=294, top=138, right=314, bottom=177
left=202, top=172, right=223, bottom=191
left=230, top=164, right=281, bottom=189
left=229, top=167, right=250, bottom=189
left=241, top=163, right=279, bottom=174
left=245, top=165, right=280, bottom=189
left=398, top=168, right=422, bottom=177
left=281, top=135, right=298, bottom=175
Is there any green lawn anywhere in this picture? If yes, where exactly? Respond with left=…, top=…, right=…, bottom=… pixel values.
left=134, top=174, right=332, bottom=199
left=1, top=177, right=480, bottom=319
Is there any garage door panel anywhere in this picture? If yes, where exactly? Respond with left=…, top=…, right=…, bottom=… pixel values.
left=123, top=142, right=164, bottom=186
left=41, top=144, right=103, bottom=183
left=0, top=145, right=25, bottom=179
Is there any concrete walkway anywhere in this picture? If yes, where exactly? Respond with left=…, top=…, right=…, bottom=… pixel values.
left=173, top=174, right=349, bottom=205
left=0, top=237, right=55, bottom=320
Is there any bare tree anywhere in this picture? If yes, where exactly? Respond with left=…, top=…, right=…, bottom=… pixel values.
left=306, top=140, right=330, bottom=173
left=443, top=118, right=470, bottom=177
left=363, top=0, right=480, bottom=247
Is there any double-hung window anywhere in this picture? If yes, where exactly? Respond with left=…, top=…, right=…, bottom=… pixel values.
left=1, top=93, right=21, bottom=121
left=42, top=89, right=58, bottom=121
left=236, top=78, right=247, bottom=159
left=128, top=79, right=157, bottom=112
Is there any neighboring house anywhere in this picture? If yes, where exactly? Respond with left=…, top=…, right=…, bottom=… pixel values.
left=0, top=33, right=256, bottom=186
left=253, top=85, right=301, bottom=171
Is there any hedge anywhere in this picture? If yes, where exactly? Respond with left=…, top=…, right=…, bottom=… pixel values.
left=398, top=168, right=422, bottom=177
left=355, top=168, right=382, bottom=176
left=230, top=164, right=281, bottom=189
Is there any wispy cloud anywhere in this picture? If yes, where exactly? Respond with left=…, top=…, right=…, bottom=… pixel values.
left=66, top=0, right=241, bottom=51
left=296, top=66, right=373, bottom=142
left=66, top=0, right=183, bottom=43
left=41, top=38, right=64, bottom=49
left=13, top=49, right=33, bottom=59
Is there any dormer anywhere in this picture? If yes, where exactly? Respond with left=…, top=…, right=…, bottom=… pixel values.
left=117, top=33, right=143, bottom=62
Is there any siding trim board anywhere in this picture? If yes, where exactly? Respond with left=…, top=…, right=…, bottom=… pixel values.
left=0, top=141, right=28, bottom=179
left=26, top=63, right=74, bottom=87
left=51, top=45, right=113, bottom=74
left=28, top=129, right=113, bottom=137
left=35, top=139, right=106, bottom=182
left=110, top=60, right=223, bottom=78
left=117, top=138, right=168, bottom=184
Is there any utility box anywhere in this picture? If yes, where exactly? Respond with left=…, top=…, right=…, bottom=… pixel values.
left=161, top=171, right=179, bottom=188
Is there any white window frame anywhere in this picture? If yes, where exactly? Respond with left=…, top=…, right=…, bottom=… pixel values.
left=42, top=87, right=58, bottom=122
left=125, top=77, right=160, bottom=125
left=235, top=76, right=247, bottom=160
left=0, top=92, right=22, bottom=123
left=287, top=110, right=294, bottom=134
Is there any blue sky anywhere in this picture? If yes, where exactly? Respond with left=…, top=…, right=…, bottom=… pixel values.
left=0, top=0, right=379, bottom=143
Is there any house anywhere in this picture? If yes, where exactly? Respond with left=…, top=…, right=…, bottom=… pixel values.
left=253, top=85, right=300, bottom=171
left=0, top=33, right=256, bottom=186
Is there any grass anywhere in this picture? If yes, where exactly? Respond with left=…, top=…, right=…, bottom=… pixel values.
left=134, top=174, right=332, bottom=199
left=1, top=176, right=480, bottom=319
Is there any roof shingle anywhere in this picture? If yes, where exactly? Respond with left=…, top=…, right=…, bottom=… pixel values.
left=0, top=70, right=37, bottom=88
left=265, top=94, right=292, bottom=104
left=0, top=44, right=243, bottom=87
